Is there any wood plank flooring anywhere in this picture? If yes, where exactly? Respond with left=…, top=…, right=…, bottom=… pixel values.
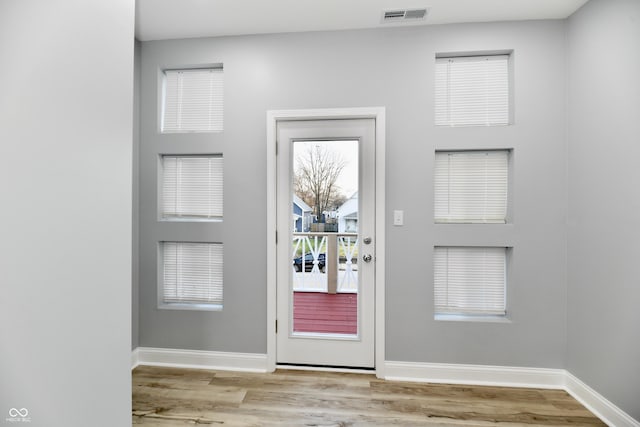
left=132, top=366, right=605, bottom=426
left=293, top=291, right=357, bottom=334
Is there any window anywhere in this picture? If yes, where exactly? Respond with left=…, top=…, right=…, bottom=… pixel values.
left=434, top=150, right=508, bottom=224
left=434, top=247, right=506, bottom=317
left=161, top=155, right=223, bottom=220
left=435, top=54, right=510, bottom=127
left=161, top=242, right=223, bottom=309
left=162, top=68, right=224, bottom=133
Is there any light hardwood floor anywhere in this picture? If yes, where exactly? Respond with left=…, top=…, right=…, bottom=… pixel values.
left=132, top=366, right=605, bottom=426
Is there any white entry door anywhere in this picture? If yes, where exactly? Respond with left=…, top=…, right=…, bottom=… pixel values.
left=276, top=119, right=376, bottom=368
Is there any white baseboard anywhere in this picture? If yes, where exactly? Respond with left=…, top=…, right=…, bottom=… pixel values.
left=131, top=347, right=140, bottom=370
left=565, top=372, right=640, bottom=427
left=132, top=347, right=268, bottom=373
left=384, top=360, right=565, bottom=389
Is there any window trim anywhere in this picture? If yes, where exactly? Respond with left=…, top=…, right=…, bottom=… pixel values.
left=158, top=153, right=224, bottom=222
left=435, top=50, right=513, bottom=127
left=157, top=241, right=224, bottom=312
left=159, top=65, right=224, bottom=134
left=434, top=149, right=511, bottom=224
left=433, top=246, right=511, bottom=321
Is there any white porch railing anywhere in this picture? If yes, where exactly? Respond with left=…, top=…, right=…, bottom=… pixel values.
left=292, top=232, right=358, bottom=293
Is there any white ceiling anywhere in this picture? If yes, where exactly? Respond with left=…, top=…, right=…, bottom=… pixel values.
left=136, top=0, right=589, bottom=42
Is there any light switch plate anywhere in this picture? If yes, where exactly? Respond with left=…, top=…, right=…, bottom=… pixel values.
left=393, top=210, right=404, bottom=226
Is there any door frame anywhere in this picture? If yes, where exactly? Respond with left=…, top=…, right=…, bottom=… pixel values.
left=266, top=107, right=386, bottom=378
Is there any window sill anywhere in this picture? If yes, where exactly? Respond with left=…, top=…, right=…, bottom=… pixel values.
left=434, top=123, right=512, bottom=128
left=160, top=129, right=223, bottom=134
left=434, top=220, right=507, bottom=224
left=435, top=314, right=511, bottom=323
left=158, top=303, right=223, bottom=312
left=159, top=217, right=223, bottom=223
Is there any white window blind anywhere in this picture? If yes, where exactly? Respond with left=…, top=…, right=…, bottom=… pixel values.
left=162, top=68, right=224, bottom=133
left=162, top=242, right=223, bottom=307
left=435, top=55, right=510, bottom=127
left=434, top=247, right=506, bottom=316
left=162, top=155, right=223, bottom=220
left=434, top=150, right=508, bottom=224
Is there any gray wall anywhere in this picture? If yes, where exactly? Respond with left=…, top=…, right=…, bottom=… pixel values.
left=567, top=0, right=640, bottom=420
left=139, top=20, right=568, bottom=367
left=133, top=39, right=141, bottom=350
left=0, top=1, right=134, bottom=426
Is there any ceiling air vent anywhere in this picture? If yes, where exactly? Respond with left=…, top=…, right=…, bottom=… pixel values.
left=382, top=8, right=428, bottom=23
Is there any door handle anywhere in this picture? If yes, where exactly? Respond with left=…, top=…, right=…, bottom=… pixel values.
left=362, top=254, right=373, bottom=263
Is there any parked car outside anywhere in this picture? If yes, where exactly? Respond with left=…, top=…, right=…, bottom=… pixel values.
left=293, top=253, right=326, bottom=272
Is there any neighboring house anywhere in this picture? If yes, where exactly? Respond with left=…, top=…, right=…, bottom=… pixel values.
left=293, top=194, right=312, bottom=232
left=336, top=192, right=358, bottom=233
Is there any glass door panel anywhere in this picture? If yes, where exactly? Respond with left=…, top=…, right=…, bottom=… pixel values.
left=291, top=140, right=359, bottom=336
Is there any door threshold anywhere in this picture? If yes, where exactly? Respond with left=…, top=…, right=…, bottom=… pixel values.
left=276, top=363, right=375, bottom=375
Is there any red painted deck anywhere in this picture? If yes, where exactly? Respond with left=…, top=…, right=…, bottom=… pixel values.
left=293, top=291, right=357, bottom=334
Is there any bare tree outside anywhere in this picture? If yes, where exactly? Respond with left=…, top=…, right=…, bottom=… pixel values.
left=294, top=144, right=347, bottom=221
